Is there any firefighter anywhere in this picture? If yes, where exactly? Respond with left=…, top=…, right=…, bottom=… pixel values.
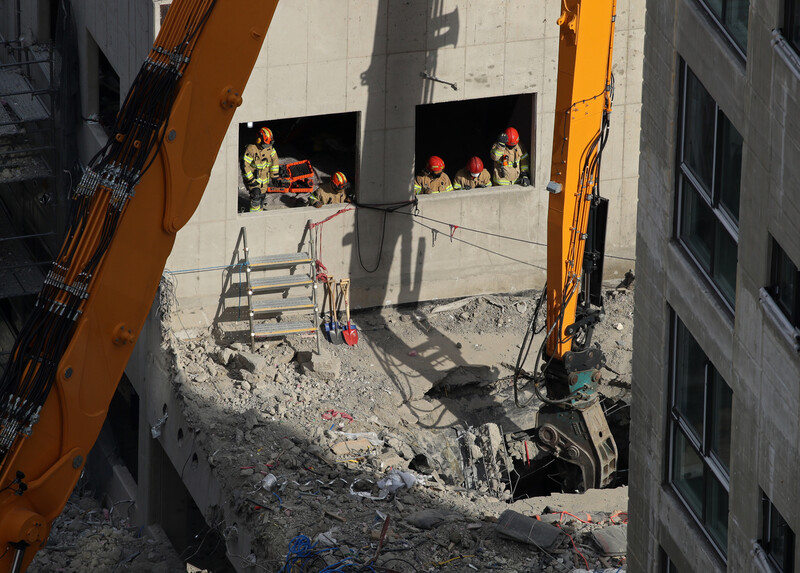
left=490, top=127, right=530, bottom=186
left=453, top=156, right=492, bottom=190
left=309, top=172, right=352, bottom=207
left=413, top=156, right=453, bottom=195
left=242, top=126, right=280, bottom=211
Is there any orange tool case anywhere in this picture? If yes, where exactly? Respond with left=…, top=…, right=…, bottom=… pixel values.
left=267, top=160, right=315, bottom=193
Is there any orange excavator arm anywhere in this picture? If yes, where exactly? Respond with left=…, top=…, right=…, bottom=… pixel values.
left=529, top=0, right=619, bottom=491
left=0, top=1, right=279, bottom=570
left=546, top=0, right=616, bottom=361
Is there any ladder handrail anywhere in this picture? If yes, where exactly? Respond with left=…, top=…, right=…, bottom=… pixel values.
left=239, top=226, right=257, bottom=351
left=307, top=219, right=321, bottom=354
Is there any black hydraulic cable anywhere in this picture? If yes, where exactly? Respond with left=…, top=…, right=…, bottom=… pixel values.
left=0, top=1, right=219, bottom=466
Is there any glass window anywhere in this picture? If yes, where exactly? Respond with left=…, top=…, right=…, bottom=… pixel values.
left=677, top=62, right=741, bottom=311
left=762, top=494, right=796, bottom=573
left=699, top=0, right=750, bottom=52
left=669, top=315, right=732, bottom=558
left=769, top=238, right=800, bottom=328
left=786, top=1, right=800, bottom=55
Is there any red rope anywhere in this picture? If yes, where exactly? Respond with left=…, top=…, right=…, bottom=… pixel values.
left=307, top=207, right=353, bottom=229
left=557, top=524, right=590, bottom=570
left=308, top=208, right=354, bottom=281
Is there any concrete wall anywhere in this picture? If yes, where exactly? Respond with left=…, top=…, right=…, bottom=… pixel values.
left=165, top=0, right=645, bottom=311
left=67, top=0, right=154, bottom=164
left=629, top=0, right=800, bottom=570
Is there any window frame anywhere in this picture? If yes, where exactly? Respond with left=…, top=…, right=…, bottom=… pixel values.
left=761, top=493, right=796, bottom=573
left=786, top=0, right=800, bottom=55
left=769, top=237, right=800, bottom=329
left=668, top=313, right=732, bottom=560
left=675, top=60, right=741, bottom=313
left=695, top=0, right=750, bottom=57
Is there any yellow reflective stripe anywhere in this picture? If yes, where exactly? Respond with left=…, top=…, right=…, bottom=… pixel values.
left=270, top=165, right=279, bottom=174
left=254, top=162, right=268, bottom=169
left=243, top=154, right=255, bottom=164
left=445, top=184, right=453, bottom=192
left=244, top=172, right=254, bottom=180
left=453, top=183, right=462, bottom=190
left=490, top=148, right=504, bottom=160
left=250, top=205, right=262, bottom=212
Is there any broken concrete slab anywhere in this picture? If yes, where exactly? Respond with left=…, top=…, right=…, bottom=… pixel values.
left=590, top=524, right=627, bottom=556
left=404, top=508, right=463, bottom=529
left=330, top=438, right=374, bottom=455
left=428, top=364, right=499, bottom=395
left=496, top=510, right=566, bottom=551
left=299, top=351, right=341, bottom=380
left=236, top=350, right=266, bottom=373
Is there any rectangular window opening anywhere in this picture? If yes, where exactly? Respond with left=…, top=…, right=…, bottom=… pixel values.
left=697, top=0, right=750, bottom=54
left=414, top=93, right=535, bottom=190
left=676, top=60, right=741, bottom=312
left=97, top=46, right=120, bottom=136
left=668, top=312, right=732, bottom=559
left=761, top=492, right=796, bottom=573
left=786, top=1, right=800, bottom=54
left=769, top=238, right=800, bottom=328
left=237, top=112, right=360, bottom=213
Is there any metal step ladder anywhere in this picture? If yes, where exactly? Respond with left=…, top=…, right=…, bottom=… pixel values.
left=238, top=227, right=320, bottom=353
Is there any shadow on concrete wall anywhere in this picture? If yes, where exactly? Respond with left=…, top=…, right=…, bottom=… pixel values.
left=344, top=0, right=489, bottom=427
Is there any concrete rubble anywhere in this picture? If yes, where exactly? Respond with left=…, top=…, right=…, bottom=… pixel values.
left=30, top=287, right=634, bottom=572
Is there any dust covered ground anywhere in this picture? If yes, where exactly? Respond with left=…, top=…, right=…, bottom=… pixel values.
left=30, top=283, right=634, bottom=572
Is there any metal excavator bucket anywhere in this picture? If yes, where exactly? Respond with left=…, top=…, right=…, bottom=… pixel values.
left=536, top=401, right=618, bottom=490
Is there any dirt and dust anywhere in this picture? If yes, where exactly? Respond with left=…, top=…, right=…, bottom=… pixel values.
left=30, top=282, right=634, bottom=572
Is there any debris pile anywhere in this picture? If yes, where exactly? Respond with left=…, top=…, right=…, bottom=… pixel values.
left=31, top=287, right=634, bottom=571
left=27, top=494, right=185, bottom=573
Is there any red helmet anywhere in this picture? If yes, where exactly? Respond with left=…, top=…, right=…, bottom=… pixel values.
left=259, top=127, right=273, bottom=145
left=427, top=156, right=445, bottom=174
left=331, top=172, right=347, bottom=188
left=504, top=127, right=519, bottom=146
left=467, top=156, right=484, bottom=175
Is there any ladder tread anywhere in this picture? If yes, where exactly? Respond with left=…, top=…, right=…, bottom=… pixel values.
left=249, top=252, right=312, bottom=269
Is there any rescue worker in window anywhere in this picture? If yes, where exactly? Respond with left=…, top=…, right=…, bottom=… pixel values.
left=242, top=126, right=280, bottom=212
left=309, top=171, right=352, bottom=207
left=453, top=156, right=492, bottom=190
left=413, top=156, right=453, bottom=195
left=490, top=127, right=530, bottom=186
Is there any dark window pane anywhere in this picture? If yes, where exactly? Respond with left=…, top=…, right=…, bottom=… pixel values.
left=706, top=474, right=729, bottom=552
left=788, top=1, right=800, bottom=53
left=717, top=118, right=743, bottom=222
left=673, top=430, right=704, bottom=518
left=683, top=71, right=716, bottom=193
left=675, top=321, right=707, bottom=439
left=680, top=184, right=714, bottom=272
left=767, top=503, right=795, bottom=572
left=725, top=0, right=750, bottom=50
left=713, top=223, right=738, bottom=306
left=770, top=240, right=800, bottom=327
left=704, top=0, right=724, bottom=20
left=709, top=372, right=733, bottom=471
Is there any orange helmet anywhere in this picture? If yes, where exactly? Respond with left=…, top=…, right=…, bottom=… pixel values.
left=331, top=172, right=347, bottom=189
left=427, top=156, right=445, bottom=174
left=504, top=127, right=519, bottom=146
left=467, top=156, right=484, bottom=176
left=259, top=127, right=273, bottom=145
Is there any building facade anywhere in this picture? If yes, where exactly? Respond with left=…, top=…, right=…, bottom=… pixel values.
left=629, top=0, right=800, bottom=571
